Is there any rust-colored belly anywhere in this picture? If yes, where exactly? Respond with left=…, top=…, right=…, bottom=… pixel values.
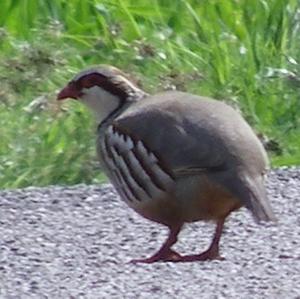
left=125, top=174, right=242, bottom=226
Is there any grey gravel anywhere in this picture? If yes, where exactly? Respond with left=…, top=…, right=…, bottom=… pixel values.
left=0, top=168, right=299, bottom=299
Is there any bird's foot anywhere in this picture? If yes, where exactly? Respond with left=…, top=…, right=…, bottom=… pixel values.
left=130, top=248, right=182, bottom=264
left=173, top=247, right=224, bottom=262
left=130, top=247, right=224, bottom=263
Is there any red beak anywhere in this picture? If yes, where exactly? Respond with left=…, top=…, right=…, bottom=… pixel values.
left=57, top=84, right=81, bottom=101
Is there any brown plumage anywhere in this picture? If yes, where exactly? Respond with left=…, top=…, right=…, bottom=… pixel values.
left=57, top=65, right=276, bottom=263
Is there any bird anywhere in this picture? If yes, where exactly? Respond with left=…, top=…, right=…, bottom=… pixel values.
left=57, top=65, right=276, bottom=263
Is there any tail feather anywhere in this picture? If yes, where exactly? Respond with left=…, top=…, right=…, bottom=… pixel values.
left=242, top=175, right=276, bottom=222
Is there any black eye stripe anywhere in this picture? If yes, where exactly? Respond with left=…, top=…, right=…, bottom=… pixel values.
left=77, top=74, right=105, bottom=89
left=75, top=73, right=128, bottom=100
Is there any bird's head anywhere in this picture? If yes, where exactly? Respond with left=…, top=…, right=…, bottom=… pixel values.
left=57, top=65, right=146, bottom=123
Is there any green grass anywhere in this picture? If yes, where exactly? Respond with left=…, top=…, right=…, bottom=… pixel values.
left=1, top=0, right=300, bottom=188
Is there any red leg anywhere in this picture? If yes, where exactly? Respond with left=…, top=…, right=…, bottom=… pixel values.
left=131, top=217, right=228, bottom=263
left=174, top=217, right=226, bottom=262
left=131, top=224, right=183, bottom=264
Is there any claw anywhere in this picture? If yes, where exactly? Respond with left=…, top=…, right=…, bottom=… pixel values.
left=130, top=248, right=182, bottom=264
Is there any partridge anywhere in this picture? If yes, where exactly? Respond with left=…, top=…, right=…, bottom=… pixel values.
left=57, top=65, right=276, bottom=263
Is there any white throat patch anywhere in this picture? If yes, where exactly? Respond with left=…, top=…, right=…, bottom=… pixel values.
left=80, top=86, right=121, bottom=123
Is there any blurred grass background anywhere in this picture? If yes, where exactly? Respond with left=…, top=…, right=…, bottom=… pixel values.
left=0, top=0, right=299, bottom=188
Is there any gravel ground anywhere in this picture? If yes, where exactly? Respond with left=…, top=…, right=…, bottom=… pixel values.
left=0, top=168, right=299, bottom=299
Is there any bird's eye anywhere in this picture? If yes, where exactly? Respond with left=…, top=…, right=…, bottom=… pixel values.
left=80, top=75, right=99, bottom=89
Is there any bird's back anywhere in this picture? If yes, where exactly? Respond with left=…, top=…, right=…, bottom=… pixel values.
left=112, top=91, right=275, bottom=222
left=117, top=91, right=268, bottom=174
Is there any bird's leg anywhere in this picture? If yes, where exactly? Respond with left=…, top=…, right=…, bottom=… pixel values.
left=131, top=224, right=183, bottom=263
left=174, top=217, right=226, bottom=262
